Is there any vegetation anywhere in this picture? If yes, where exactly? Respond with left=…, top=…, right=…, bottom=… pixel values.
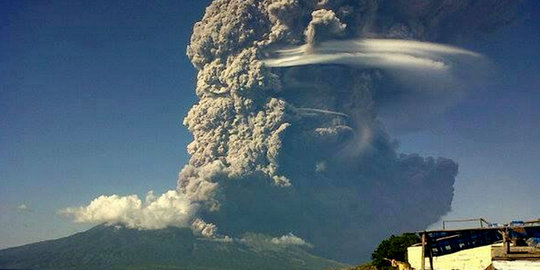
left=338, top=233, right=420, bottom=270
left=337, top=263, right=377, bottom=270
left=371, top=233, right=420, bottom=270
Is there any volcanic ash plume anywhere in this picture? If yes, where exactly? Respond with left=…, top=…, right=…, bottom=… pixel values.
left=177, top=0, right=518, bottom=262
left=62, top=0, right=519, bottom=263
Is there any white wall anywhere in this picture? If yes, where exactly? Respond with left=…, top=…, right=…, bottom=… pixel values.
left=408, top=245, right=493, bottom=270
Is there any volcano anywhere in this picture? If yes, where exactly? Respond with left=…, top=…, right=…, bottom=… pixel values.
left=0, top=225, right=346, bottom=270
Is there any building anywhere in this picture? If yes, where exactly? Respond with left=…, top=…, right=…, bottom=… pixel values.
left=407, top=220, right=540, bottom=270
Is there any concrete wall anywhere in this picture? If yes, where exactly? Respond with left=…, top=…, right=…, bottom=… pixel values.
left=408, top=245, right=493, bottom=270
left=492, top=261, right=540, bottom=270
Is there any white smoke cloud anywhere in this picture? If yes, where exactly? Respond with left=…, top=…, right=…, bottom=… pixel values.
left=191, top=218, right=218, bottom=237
left=270, top=233, right=311, bottom=247
left=60, top=190, right=210, bottom=232
left=263, top=39, right=481, bottom=71
left=237, top=233, right=311, bottom=249
left=16, top=204, right=30, bottom=212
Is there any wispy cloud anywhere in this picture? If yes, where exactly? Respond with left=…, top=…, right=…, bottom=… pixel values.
left=263, top=39, right=481, bottom=72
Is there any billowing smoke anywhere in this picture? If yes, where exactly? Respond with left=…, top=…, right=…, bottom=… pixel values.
left=178, top=0, right=518, bottom=262
left=62, top=0, right=519, bottom=263
left=61, top=191, right=193, bottom=231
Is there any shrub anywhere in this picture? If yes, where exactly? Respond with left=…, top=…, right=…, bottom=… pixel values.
left=371, top=233, right=420, bottom=269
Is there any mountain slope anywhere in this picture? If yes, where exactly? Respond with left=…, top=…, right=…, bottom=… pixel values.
left=0, top=225, right=347, bottom=270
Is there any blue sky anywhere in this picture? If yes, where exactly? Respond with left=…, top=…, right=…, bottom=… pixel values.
left=1, top=0, right=539, bottom=248
left=0, top=0, right=212, bottom=247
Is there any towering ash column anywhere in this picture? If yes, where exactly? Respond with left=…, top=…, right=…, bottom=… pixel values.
left=179, top=0, right=518, bottom=262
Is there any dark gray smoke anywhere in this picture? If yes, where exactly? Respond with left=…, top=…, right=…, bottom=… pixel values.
left=176, top=0, right=519, bottom=262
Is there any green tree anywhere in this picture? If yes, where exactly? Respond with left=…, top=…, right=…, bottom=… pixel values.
left=371, top=233, right=420, bottom=269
